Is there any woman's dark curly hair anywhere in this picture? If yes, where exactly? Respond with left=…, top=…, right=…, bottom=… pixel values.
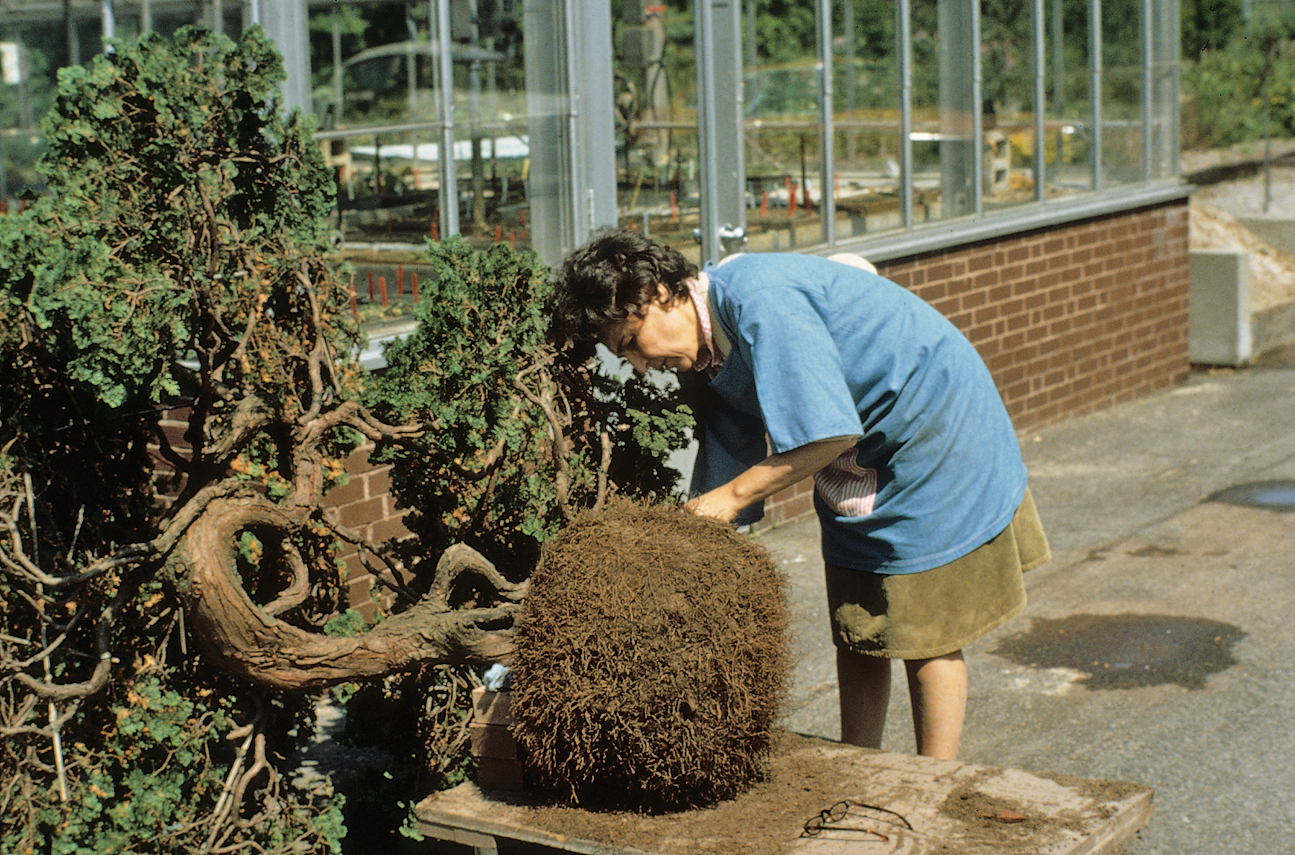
left=549, top=229, right=698, bottom=345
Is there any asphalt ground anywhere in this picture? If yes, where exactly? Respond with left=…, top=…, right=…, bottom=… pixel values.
left=764, top=357, right=1295, bottom=855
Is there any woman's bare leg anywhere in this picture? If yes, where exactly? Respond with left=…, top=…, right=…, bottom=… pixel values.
left=836, top=648, right=892, bottom=748
left=904, top=650, right=967, bottom=760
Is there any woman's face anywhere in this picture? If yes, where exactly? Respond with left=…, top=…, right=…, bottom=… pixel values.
left=601, top=284, right=702, bottom=374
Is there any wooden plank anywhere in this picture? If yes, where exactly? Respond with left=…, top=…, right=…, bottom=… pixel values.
left=415, top=733, right=1152, bottom=855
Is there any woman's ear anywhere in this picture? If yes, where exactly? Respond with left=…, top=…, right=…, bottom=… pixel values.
left=653, top=282, right=674, bottom=304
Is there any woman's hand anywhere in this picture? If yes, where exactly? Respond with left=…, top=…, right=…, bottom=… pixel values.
left=685, top=488, right=745, bottom=523
left=685, top=436, right=859, bottom=524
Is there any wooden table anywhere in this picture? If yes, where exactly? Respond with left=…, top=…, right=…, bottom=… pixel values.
left=415, top=733, right=1152, bottom=855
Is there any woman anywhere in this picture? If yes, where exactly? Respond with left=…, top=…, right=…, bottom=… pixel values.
left=549, top=229, right=1049, bottom=760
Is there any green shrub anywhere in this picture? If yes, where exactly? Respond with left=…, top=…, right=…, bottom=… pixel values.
left=365, top=237, right=693, bottom=574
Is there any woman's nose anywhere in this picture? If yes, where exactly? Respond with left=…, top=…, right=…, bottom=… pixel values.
left=626, top=352, right=649, bottom=374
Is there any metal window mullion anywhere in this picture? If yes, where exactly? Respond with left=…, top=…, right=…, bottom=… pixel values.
left=1033, top=0, right=1045, bottom=202
left=899, top=0, right=913, bottom=231
left=1141, top=0, right=1152, bottom=181
left=435, top=0, right=460, bottom=237
left=818, top=0, right=836, bottom=246
left=564, top=0, right=585, bottom=235
left=102, top=0, right=115, bottom=46
left=332, top=8, right=344, bottom=124
left=693, top=0, right=747, bottom=260
left=570, top=0, right=617, bottom=242
left=972, top=1, right=983, bottom=218
left=696, top=0, right=720, bottom=260
left=1167, top=0, right=1180, bottom=176
left=1089, top=0, right=1101, bottom=191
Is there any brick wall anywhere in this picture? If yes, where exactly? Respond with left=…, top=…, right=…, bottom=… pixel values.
left=757, top=199, right=1192, bottom=528
left=324, top=448, right=413, bottom=615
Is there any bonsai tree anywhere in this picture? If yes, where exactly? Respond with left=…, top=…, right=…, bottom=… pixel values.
left=0, top=27, right=689, bottom=853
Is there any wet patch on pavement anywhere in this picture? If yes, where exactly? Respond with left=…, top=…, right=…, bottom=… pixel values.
left=992, top=613, right=1246, bottom=690
left=1207, top=480, right=1295, bottom=512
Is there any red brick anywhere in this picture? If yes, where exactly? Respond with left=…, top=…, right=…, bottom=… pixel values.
left=368, top=514, right=413, bottom=545
left=365, top=466, right=394, bottom=497
left=336, top=496, right=385, bottom=529
left=471, top=687, right=514, bottom=725
left=344, top=445, right=379, bottom=475
left=470, top=722, right=519, bottom=760
left=347, top=574, right=379, bottom=609
left=323, top=475, right=366, bottom=507
left=475, top=756, right=526, bottom=791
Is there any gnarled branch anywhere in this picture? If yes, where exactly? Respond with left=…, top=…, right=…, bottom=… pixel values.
left=170, top=496, right=525, bottom=690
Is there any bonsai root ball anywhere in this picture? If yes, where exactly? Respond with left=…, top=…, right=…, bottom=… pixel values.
left=509, top=500, right=791, bottom=812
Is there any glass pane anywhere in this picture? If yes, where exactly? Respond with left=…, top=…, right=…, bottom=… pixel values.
left=1043, top=0, right=1093, bottom=197
left=0, top=21, right=57, bottom=204
left=981, top=0, right=1040, bottom=210
left=741, top=0, right=824, bottom=252
left=1100, top=0, right=1144, bottom=185
left=1147, top=0, right=1176, bottom=179
left=451, top=22, right=529, bottom=246
left=910, top=0, right=976, bottom=222
left=315, top=1, right=532, bottom=250
left=614, top=0, right=702, bottom=263
left=1, top=4, right=231, bottom=207
left=332, top=129, right=444, bottom=243
left=833, top=0, right=904, bottom=239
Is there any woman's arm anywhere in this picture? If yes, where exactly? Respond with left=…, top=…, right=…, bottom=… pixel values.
left=685, top=436, right=858, bottom=523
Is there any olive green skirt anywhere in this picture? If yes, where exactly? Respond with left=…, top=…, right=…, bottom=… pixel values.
left=825, top=488, right=1050, bottom=660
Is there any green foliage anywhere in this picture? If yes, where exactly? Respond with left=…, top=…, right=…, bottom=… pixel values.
left=1180, top=1, right=1295, bottom=150
left=1182, top=43, right=1295, bottom=149
left=1, top=28, right=355, bottom=854
left=365, top=238, right=561, bottom=567
left=0, top=549, right=344, bottom=855
left=13, top=27, right=344, bottom=406
left=366, top=237, right=692, bottom=572
left=1182, top=0, right=1245, bottom=56
left=323, top=608, right=369, bottom=637
left=0, top=25, right=360, bottom=549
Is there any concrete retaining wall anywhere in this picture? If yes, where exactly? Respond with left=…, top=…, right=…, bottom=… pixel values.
left=1237, top=214, right=1295, bottom=256
left=1236, top=214, right=1295, bottom=356
left=1189, top=249, right=1252, bottom=366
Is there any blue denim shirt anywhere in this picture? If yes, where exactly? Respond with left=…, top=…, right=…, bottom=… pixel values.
left=688, top=253, right=1028, bottom=574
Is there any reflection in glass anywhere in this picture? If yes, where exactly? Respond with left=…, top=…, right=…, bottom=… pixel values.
left=1100, top=0, right=1145, bottom=186
left=909, top=1, right=977, bottom=223
left=980, top=0, right=1040, bottom=211
left=614, top=1, right=703, bottom=263
left=315, top=2, right=531, bottom=250
left=831, top=1, right=904, bottom=241
left=1044, top=0, right=1094, bottom=197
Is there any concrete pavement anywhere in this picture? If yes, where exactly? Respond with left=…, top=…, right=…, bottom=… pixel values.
left=760, top=359, right=1295, bottom=855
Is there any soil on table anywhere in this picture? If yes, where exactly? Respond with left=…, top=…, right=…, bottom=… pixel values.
left=477, top=731, right=1145, bottom=855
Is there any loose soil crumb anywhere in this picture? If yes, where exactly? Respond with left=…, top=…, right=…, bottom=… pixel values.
left=939, top=780, right=1038, bottom=847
